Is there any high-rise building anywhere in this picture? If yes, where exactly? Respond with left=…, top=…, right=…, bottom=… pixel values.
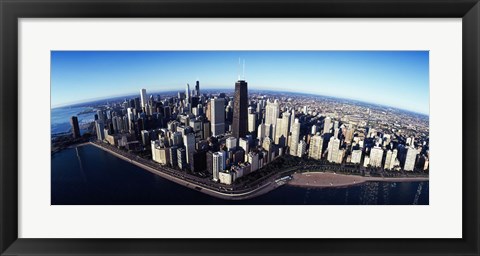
left=297, top=140, right=307, bottom=157
left=351, top=149, right=362, bottom=164
left=248, top=112, right=257, bottom=134
left=183, top=133, right=195, bottom=166
left=212, top=152, right=224, bottom=181
left=232, top=80, right=248, bottom=138
left=195, top=80, right=200, bottom=96
left=327, top=137, right=341, bottom=163
left=404, top=147, right=417, bottom=171
left=177, top=147, right=187, bottom=170
left=70, top=116, right=81, bottom=139
left=238, top=138, right=249, bottom=159
left=185, top=84, right=191, bottom=103
left=265, top=99, right=280, bottom=126
left=226, top=137, right=238, bottom=151
left=384, top=149, right=394, bottom=170
left=390, top=149, right=398, bottom=170
left=248, top=151, right=259, bottom=172
left=369, top=146, right=384, bottom=168
left=210, top=98, right=225, bottom=136
left=290, top=118, right=301, bottom=156
left=95, top=120, right=105, bottom=141
left=323, top=116, right=331, bottom=135
left=308, top=133, right=323, bottom=160
left=140, top=88, right=148, bottom=108
left=280, top=112, right=291, bottom=146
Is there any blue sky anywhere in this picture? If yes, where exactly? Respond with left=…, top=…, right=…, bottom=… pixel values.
left=51, top=51, right=429, bottom=114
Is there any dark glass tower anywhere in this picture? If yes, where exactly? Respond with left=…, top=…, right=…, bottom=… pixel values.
left=195, top=80, right=200, bottom=96
left=232, top=80, right=248, bottom=138
left=70, top=116, right=81, bottom=139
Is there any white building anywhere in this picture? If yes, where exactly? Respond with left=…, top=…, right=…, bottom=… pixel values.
left=212, top=152, right=224, bottom=181
left=297, top=140, right=307, bottom=157
left=369, top=146, right=384, bottom=168
left=308, top=133, right=323, bottom=160
left=140, top=88, right=148, bottom=108
left=226, top=137, right=238, bottom=151
left=265, top=99, right=280, bottom=127
left=290, top=118, right=301, bottom=156
left=404, top=147, right=418, bottom=171
left=351, top=149, right=362, bottom=164
left=327, top=137, right=341, bottom=164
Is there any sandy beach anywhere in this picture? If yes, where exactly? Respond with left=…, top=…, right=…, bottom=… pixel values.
left=288, top=172, right=428, bottom=188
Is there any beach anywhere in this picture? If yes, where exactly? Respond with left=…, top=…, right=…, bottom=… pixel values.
left=288, top=172, right=429, bottom=188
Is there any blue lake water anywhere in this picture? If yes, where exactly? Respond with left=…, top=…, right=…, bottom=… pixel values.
left=51, top=106, right=95, bottom=135
left=51, top=144, right=429, bottom=205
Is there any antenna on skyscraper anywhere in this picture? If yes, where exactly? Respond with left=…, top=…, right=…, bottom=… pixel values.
left=243, top=59, right=245, bottom=80
left=238, top=58, right=241, bottom=80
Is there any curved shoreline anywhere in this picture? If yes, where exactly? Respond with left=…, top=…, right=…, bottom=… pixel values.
left=288, top=172, right=428, bottom=188
left=83, top=143, right=428, bottom=199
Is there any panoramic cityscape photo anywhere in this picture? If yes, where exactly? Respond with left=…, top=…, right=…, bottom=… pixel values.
left=51, top=51, right=429, bottom=205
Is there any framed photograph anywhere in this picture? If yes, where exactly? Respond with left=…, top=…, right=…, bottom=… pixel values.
left=1, top=0, right=479, bottom=255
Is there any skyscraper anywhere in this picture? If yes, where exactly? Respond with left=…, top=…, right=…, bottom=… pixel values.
left=140, top=88, right=148, bottom=108
left=369, top=146, right=384, bottom=167
left=185, top=83, right=190, bottom=103
left=232, top=80, right=248, bottom=138
left=404, top=147, right=417, bottom=171
left=70, top=116, right=81, bottom=139
left=211, top=98, right=225, bottom=136
left=265, top=99, right=280, bottom=127
left=95, top=120, right=105, bottom=141
left=308, top=133, right=323, bottom=160
left=323, top=116, right=331, bottom=135
left=327, top=136, right=341, bottom=163
left=212, top=152, right=224, bottom=181
left=289, top=118, right=301, bottom=156
left=195, top=80, right=200, bottom=96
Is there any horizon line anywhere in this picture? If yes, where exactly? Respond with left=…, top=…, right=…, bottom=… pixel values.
left=52, top=87, right=430, bottom=116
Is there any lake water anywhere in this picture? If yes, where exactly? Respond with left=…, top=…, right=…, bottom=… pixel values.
left=51, top=144, right=429, bottom=205
left=51, top=106, right=95, bottom=135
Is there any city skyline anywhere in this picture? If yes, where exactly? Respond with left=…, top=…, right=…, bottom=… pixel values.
left=51, top=51, right=429, bottom=114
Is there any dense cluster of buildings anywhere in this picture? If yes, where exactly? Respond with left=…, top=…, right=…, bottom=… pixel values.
left=70, top=78, right=430, bottom=186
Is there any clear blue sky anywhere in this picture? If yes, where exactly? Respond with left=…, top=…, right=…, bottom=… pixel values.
left=51, top=51, right=429, bottom=114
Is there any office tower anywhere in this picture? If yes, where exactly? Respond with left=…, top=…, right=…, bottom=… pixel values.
left=134, top=97, right=141, bottom=111
left=95, top=120, right=105, bottom=141
left=323, top=116, right=331, bottom=134
left=311, top=125, right=318, bottom=135
left=232, top=80, right=248, bottom=138
left=262, top=137, right=273, bottom=163
left=168, top=146, right=178, bottom=168
left=210, top=98, right=225, bottom=136
left=70, top=116, right=81, bottom=139
left=140, top=88, right=148, bottom=108
left=226, top=137, right=237, bottom=151
left=185, top=83, right=191, bottom=103
left=141, top=130, right=150, bottom=146
left=280, top=112, right=291, bottom=146
left=248, top=151, right=259, bottom=172
left=238, top=138, right=249, bottom=159
left=327, top=136, right=341, bottom=163
left=183, top=133, right=195, bottom=166
left=177, top=148, right=187, bottom=170
left=203, top=121, right=211, bottom=139
left=195, top=80, right=200, bottom=96
left=248, top=112, right=257, bottom=134
left=351, top=149, right=362, bottom=164
left=344, top=125, right=355, bottom=144
left=206, top=151, right=214, bottom=175
left=297, top=140, right=307, bottom=157
left=290, top=118, right=301, bottom=156
left=404, top=147, right=417, bottom=171
left=212, top=152, right=224, bottom=181
left=308, top=133, right=323, bottom=160
left=265, top=99, right=280, bottom=126
left=274, top=117, right=283, bottom=145
left=369, top=146, right=384, bottom=167
left=127, top=108, right=135, bottom=131
left=257, top=123, right=266, bottom=143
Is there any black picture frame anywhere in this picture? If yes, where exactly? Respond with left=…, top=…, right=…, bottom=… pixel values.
left=1, top=0, right=479, bottom=255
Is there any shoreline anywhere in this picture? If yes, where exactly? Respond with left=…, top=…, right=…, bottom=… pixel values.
left=288, top=172, right=428, bottom=188
left=86, top=142, right=280, bottom=200
left=74, top=143, right=428, bottom=199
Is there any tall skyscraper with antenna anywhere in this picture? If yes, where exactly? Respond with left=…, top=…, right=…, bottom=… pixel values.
left=195, top=80, right=200, bottom=96
left=232, top=59, right=248, bottom=138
